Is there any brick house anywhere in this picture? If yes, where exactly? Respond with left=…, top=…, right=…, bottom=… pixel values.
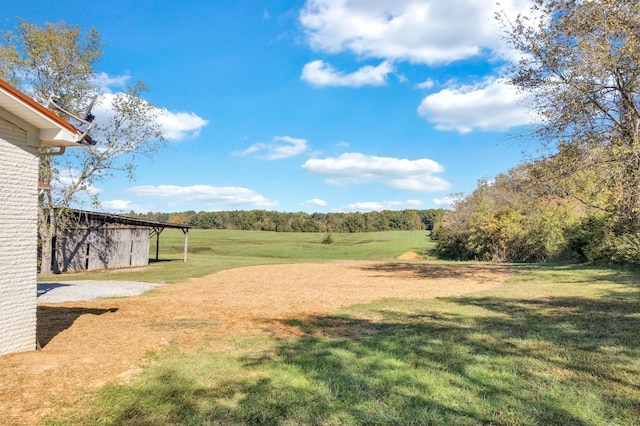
left=0, top=79, right=90, bottom=356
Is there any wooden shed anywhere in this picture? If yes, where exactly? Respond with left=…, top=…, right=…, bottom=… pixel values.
left=53, top=210, right=190, bottom=273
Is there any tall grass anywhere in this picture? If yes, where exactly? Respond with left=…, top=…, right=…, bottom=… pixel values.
left=47, top=230, right=431, bottom=283
left=46, top=263, right=640, bottom=425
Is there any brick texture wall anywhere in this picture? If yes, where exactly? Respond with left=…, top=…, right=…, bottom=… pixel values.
left=0, top=116, right=39, bottom=356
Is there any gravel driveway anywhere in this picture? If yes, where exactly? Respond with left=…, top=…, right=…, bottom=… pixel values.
left=37, top=280, right=162, bottom=303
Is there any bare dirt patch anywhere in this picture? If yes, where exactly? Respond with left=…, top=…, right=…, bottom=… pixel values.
left=0, top=262, right=511, bottom=424
left=397, top=251, right=423, bottom=260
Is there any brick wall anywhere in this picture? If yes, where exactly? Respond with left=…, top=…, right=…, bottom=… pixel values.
left=0, top=116, right=39, bottom=356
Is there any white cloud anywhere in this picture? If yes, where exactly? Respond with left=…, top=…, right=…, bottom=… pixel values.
left=90, top=75, right=208, bottom=142
left=335, top=199, right=423, bottom=213
left=432, top=196, right=455, bottom=207
left=93, top=72, right=131, bottom=93
left=101, top=199, right=143, bottom=212
left=128, top=184, right=278, bottom=209
left=415, top=78, right=435, bottom=89
left=417, top=77, right=534, bottom=133
left=236, top=136, right=309, bottom=160
left=157, top=109, right=209, bottom=140
left=302, top=152, right=449, bottom=191
left=301, top=60, right=394, bottom=87
left=304, top=198, right=328, bottom=207
left=300, top=0, right=533, bottom=65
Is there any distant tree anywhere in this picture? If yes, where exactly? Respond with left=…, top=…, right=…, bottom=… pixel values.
left=0, top=19, right=165, bottom=274
left=168, top=213, right=189, bottom=225
left=344, top=213, right=366, bottom=233
left=419, top=209, right=445, bottom=231
left=129, top=209, right=447, bottom=234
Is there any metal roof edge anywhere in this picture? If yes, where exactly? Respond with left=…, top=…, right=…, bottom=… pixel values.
left=69, top=209, right=192, bottom=230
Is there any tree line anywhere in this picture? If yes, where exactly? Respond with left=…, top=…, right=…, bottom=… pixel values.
left=433, top=160, right=640, bottom=265
left=434, top=0, right=640, bottom=265
left=126, top=209, right=445, bottom=233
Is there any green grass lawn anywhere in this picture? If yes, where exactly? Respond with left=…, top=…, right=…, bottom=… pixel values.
left=45, top=229, right=432, bottom=283
left=42, top=232, right=640, bottom=425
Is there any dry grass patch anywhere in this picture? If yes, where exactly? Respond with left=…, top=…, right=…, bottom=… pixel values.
left=0, top=261, right=509, bottom=424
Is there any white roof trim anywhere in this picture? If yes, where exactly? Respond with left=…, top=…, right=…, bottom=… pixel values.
left=39, top=128, right=86, bottom=147
left=0, top=79, right=90, bottom=148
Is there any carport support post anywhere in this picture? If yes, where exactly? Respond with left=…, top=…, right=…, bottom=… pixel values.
left=153, top=227, right=164, bottom=261
left=182, top=227, right=189, bottom=262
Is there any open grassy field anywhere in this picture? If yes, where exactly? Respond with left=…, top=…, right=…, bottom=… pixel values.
left=23, top=230, right=640, bottom=424
left=45, top=229, right=432, bottom=284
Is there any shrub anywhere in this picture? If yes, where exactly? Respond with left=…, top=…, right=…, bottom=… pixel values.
left=568, top=214, right=640, bottom=265
left=321, top=233, right=333, bottom=244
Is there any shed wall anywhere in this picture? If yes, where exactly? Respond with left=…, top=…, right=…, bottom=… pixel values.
left=56, top=227, right=150, bottom=272
left=0, top=116, right=38, bottom=356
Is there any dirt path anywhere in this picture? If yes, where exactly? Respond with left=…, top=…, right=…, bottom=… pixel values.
left=0, top=262, right=511, bottom=424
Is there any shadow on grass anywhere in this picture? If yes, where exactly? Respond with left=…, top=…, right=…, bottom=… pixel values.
left=356, top=262, right=512, bottom=281
left=78, top=267, right=640, bottom=425
left=37, top=306, right=118, bottom=348
left=506, top=261, right=640, bottom=284
left=148, top=258, right=177, bottom=264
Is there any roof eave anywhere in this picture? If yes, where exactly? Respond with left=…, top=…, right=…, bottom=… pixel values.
left=0, top=79, right=93, bottom=148
left=39, top=128, right=89, bottom=147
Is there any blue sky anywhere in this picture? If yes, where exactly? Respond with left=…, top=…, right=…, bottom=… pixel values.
left=4, top=0, right=536, bottom=214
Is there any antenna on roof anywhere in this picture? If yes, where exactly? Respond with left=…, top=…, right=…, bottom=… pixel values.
left=47, top=93, right=98, bottom=142
left=81, top=95, right=96, bottom=123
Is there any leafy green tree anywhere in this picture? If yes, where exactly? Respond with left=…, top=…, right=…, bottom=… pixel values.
left=435, top=167, right=580, bottom=262
left=499, top=0, right=640, bottom=240
left=0, top=19, right=165, bottom=274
